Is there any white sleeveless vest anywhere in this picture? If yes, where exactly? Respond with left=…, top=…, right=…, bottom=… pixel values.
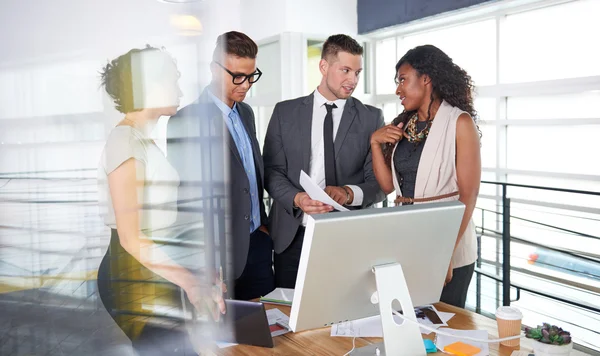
left=391, top=100, right=478, bottom=268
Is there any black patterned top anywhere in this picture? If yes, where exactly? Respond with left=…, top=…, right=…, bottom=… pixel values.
left=393, top=120, right=428, bottom=204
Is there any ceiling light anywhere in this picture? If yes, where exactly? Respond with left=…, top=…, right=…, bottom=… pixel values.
left=170, top=15, right=203, bottom=36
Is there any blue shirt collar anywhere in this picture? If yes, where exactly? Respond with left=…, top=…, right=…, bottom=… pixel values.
left=207, top=89, right=238, bottom=117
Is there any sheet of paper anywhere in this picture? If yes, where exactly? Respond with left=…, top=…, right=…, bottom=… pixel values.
left=435, top=328, right=489, bottom=356
left=260, top=288, right=294, bottom=305
left=330, top=311, right=455, bottom=337
left=216, top=341, right=237, bottom=349
left=266, top=308, right=292, bottom=337
left=299, top=170, right=349, bottom=212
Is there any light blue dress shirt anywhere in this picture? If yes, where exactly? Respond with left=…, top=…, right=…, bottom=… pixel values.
left=208, top=91, right=261, bottom=233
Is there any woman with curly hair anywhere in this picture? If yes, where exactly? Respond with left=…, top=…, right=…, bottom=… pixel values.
left=370, top=45, right=481, bottom=308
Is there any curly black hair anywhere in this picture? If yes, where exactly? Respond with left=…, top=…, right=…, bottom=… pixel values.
left=383, top=44, right=478, bottom=164
left=100, top=45, right=176, bottom=114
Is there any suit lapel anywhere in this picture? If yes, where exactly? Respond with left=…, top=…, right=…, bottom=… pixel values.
left=200, top=89, right=244, bottom=167
left=334, top=97, right=357, bottom=158
left=300, top=94, right=314, bottom=173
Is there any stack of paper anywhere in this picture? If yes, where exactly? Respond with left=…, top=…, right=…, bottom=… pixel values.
left=267, top=308, right=292, bottom=337
left=260, top=288, right=294, bottom=306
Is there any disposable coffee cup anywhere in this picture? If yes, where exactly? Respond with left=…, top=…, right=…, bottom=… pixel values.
left=495, top=306, right=523, bottom=347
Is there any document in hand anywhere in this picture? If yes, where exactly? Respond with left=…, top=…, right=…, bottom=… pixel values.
left=299, top=170, right=349, bottom=212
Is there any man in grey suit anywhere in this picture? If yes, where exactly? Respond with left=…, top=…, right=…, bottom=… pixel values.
left=263, top=34, right=385, bottom=288
left=167, top=31, right=274, bottom=300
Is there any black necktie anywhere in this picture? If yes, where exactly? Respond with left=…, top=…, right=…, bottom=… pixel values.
left=323, top=103, right=337, bottom=187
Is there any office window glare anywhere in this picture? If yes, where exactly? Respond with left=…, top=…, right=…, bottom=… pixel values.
left=474, top=97, right=496, bottom=122
left=478, top=124, right=496, bottom=169
left=506, top=125, right=600, bottom=176
left=254, top=105, right=274, bottom=148
left=507, top=91, right=600, bottom=120
left=397, top=19, right=496, bottom=87
left=375, top=38, right=397, bottom=95
left=382, top=102, right=399, bottom=124
left=500, top=0, right=600, bottom=83
left=0, top=60, right=103, bottom=120
left=253, top=41, right=281, bottom=98
left=306, top=41, right=323, bottom=93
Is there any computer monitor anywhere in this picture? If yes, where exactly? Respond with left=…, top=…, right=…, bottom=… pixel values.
left=289, top=201, right=465, bottom=355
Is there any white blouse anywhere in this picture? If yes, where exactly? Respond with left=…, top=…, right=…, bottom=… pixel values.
left=98, top=126, right=180, bottom=234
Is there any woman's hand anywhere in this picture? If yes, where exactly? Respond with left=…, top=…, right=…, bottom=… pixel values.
left=186, top=278, right=227, bottom=322
left=444, top=262, right=454, bottom=286
left=370, top=122, right=406, bottom=145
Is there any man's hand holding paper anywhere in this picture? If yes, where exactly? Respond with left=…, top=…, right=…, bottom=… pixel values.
left=299, top=171, right=349, bottom=212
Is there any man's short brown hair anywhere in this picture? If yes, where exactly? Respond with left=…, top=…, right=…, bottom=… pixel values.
left=213, top=31, right=258, bottom=61
left=321, top=34, right=363, bottom=61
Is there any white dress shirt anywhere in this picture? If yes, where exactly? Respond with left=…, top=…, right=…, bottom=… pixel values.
left=302, top=89, right=364, bottom=225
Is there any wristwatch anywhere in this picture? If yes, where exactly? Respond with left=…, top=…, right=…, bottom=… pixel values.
left=342, top=186, right=352, bottom=205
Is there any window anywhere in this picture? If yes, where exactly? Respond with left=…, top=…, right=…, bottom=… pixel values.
left=397, top=19, right=497, bottom=86
left=375, top=38, right=397, bottom=94
left=506, top=125, right=600, bottom=176
left=507, top=91, right=600, bottom=120
left=252, top=41, right=281, bottom=98
left=306, top=40, right=323, bottom=92
left=382, top=102, right=399, bottom=124
left=501, top=0, right=600, bottom=83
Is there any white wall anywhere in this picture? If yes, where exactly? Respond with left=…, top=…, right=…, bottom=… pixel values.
left=284, top=0, right=358, bottom=37
left=241, top=0, right=287, bottom=41
left=241, top=0, right=358, bottom=42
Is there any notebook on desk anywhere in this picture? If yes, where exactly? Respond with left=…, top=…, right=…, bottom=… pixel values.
left=260, top=288, right=294, bottom=306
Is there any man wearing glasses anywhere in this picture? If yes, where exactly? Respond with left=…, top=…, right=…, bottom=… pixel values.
left=167, top=31, right=273, bottom=301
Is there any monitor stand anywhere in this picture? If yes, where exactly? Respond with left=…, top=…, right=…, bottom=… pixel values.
left=353, top=263, right=427, bottom=356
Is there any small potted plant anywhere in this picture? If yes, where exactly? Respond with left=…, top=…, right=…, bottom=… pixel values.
left=525, top=323, right=572, bottom=356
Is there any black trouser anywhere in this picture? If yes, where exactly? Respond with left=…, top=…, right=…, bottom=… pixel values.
left=97, top=229, right=197, bottom=356
left=234, top=228, right=275, bottom=300
left=273, top=226, right=305, bottom=289
left=440, top=262, right=475, bottom=308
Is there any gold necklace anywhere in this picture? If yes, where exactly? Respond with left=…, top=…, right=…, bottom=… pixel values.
left=406, top=113, right=433, bottom=143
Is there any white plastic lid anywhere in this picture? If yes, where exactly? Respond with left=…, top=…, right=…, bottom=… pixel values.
left=495, top=306, right=523, bottom=320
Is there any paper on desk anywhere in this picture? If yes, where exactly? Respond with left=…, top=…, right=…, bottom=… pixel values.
left=266, top=308, right=292, bottom=337
left=216, top=341, right=237, bottom=349
left=420, top=312, right=455, bottom=335
left=330, top=312, right=455, bottom=337
left=435, top=328, right=489, bottom=356
left=299, top=170, right=349, bottom=212
left=260, top=288, right=294, bottom=305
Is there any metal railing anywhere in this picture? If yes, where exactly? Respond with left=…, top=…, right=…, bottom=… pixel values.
left=474, top=180, right=600, bottom=354
left=475, top=180, right=600, bottom=307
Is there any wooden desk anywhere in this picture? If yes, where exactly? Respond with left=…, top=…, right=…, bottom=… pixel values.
left=216, top=302, right=535, bottom=356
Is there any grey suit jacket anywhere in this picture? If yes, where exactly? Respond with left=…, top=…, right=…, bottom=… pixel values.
left=263, top=93, right=385, bottom=254
left=167, top=88, right=268, bottom=281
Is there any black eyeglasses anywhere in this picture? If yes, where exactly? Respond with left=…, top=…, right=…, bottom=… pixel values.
left=214, top=62, right=262, bottom=85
